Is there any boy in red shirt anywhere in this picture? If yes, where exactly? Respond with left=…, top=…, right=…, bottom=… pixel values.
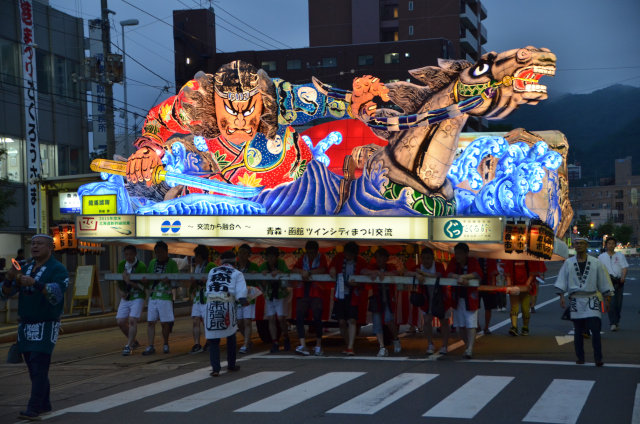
left=329, top=241, right=368, bottom=355
left=504, top=259, right=546, bottom=336
left=291, top=240, right=328, bottom=356
left=445, top=243, right=483, bottom=359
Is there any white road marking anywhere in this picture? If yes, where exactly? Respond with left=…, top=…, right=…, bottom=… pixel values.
left=327, top=373, right=437, bottom=414
left=146, top=371, right=293, bottom=412
left=423, top=375, right=513, bottom=419
left=523, top=379, right=594, bottom=423
left=632, top=383, right=640, bottom=424
left=555, top=335, right=573, bottom=346
left=235, top=372, right=364, bottom=412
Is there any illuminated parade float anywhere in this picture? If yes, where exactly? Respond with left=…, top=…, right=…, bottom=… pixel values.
left=74, top=47, right=569, bottom=260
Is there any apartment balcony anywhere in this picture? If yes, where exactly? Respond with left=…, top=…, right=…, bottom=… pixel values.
left=459, top=3, right=477, bottom=28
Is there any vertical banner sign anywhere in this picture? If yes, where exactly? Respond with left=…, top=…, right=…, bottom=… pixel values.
left=88, top=19, right=107, bottom=150
left=19, top=0, right=41, bottom=229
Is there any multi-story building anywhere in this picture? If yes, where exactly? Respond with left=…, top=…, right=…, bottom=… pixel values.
left=308, top=0, right=486, bottom=62
left=0, top=0, right=90, bottom=257
left=173, top=0, right=487, bottom=87
left=570, top=156, right=640, bottom=242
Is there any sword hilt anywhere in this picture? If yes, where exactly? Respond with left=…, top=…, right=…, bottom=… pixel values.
left=90, top=159, right=166, bottom=185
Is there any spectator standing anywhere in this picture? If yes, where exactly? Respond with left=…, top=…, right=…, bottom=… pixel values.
left=189, top=245, right=215, bottom=353
left=445, top=243, right=482, bottom=359
left=258, top=246, right=291, bottom=353
left=236, top=244, right=260, bottom=353
left=598, top=237, right=629, bottom=331
left=142, top=241, right=179, bottom=355
left=292, top=241, right=328, bottom=356
left=555, top=237, right=613, bottom=366
left=116, top=245, right=147, bottom=356
left=329, top=242, right=367, bottom=355
left=363, top=248, right=401, bottom=356
left=205, top=251, right=248, bottom=376
left=1, top=234, right=69, bottom=420
left=504, top=259, right=546, bottom=336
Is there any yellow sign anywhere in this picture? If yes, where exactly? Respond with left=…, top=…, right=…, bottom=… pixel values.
left=76, top=215, right=135, bottom=238
left=82, top=194, right=117, bottom=214
left=432, top=217, right=503, bottom=242
left=136, top=215, right=429, bottom=240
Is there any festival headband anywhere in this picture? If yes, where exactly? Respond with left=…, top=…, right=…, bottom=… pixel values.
left=31, top=234, right=53, bottom=242
left=214, top=85, right=259, bottom=102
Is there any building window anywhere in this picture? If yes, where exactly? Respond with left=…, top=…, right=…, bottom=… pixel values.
left=408, top=25, right=414, bottom=36
left=0, top=137, right=23, bottom=182
left=321, top=57, right=337, bottom=68
left=408, top=1, right=414, bottom=11
left=286, top=59, right=302, bottom=70
left=384, top=53, right=400, bottom=64
left=261, top=61, right=277, bottom=72
left=36, top=50, right=51, bottom=94
left=0, top=38, right=20, bottom=86
left=40, top=144, right=57, bottom=178
left=358, top=55, right=374, bottom=66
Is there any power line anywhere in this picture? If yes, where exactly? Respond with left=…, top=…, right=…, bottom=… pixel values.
left=213, top=3, right=294, bottom=49
left=120, top=0, right=225, bottom=53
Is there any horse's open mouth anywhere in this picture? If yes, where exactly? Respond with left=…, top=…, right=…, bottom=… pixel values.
left=513, top=66, right=555, bottom=93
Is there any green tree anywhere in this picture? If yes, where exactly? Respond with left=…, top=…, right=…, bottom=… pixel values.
left=576, top=215, right=592, bottom=238
left=596, top=221, right=615, bottom=239
left=0, top=147, right=17, bottom=227
left=613, top=224, right=633, bottom=245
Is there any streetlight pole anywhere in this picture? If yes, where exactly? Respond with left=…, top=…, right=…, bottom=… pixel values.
left=120, top=19, right=138, bottom=154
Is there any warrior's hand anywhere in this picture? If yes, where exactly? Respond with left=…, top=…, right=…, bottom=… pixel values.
left=350, top=75, right=390, bottom=118
left=126, top=147, right=162, bottom=186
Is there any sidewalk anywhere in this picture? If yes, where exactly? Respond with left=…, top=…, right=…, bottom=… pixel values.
left=0, top=302, right=194, bottom=344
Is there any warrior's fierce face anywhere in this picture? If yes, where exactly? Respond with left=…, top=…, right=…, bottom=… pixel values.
left=214, top=60, right=264, bottom=145
left=214, top=91, right=263, bottom=145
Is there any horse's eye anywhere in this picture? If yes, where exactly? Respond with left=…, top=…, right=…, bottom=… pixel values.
left=472, top=63, right=490, bottom=77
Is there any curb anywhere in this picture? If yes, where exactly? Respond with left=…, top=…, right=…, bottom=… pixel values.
left=0, top=305, right=193, bottom=344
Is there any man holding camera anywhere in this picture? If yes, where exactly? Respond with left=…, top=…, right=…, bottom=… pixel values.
left=1, top=234, right=69, bottom=421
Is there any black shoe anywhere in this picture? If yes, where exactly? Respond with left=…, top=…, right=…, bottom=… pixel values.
left=283, top=338, right=291, bottom=351
left=596, top=361, right=604, bottom=367
left=270, top=342, right=279, bottom=353
left=576, top=359, right=585, bottom=364
left=18, top=410, right=40, bottom=420
left=509, top=327, right=518, bottom=337
left=210, top=371, right=220, bottom=377
left=227, top=365, right=240, bottom=372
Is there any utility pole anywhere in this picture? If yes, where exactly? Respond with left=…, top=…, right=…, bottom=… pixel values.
left=101, top=0, right=116, bottom=159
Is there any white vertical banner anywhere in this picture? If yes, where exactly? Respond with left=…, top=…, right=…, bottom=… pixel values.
left=89, top=19, right=107, bottom=150
left=18, top=0, right=41, bottom=229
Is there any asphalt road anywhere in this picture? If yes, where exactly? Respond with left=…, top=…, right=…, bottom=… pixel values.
left=1, top=259, right=639, bottom=424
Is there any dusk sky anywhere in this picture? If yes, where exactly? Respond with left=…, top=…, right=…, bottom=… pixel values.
left=48, top=0, right=640, bottom=134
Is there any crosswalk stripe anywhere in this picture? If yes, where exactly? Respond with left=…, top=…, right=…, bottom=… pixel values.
left=235, top=372, right=365, bottom=413
left=523, top=379, right=594, bottom=424
left=59, top=366, right=213, bottom=413
left=146, top=371, right=293, bottom=412
left=423, top=375, right=514, bottom=419
left=327, top=373, right=437, bottom=415
left=630, top=383, right=640, bottom=424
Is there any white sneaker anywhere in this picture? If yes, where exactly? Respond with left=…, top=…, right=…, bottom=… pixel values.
left=610, top=324, right=618, bottom=332
left=439, top=347, right=448, bottom=355
left=295, top=345, right=310, bottom=356
left=314, top=346, right=323, bottom=356
left=393, top=339, right=401, bottom=353
left=377, top=347, right=389, bottom=357
left=426, top=344, right=435, bottom=355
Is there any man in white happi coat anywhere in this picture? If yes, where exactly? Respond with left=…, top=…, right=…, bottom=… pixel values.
left=597, top=237, right=628, bottom=331
left=205, top=250, right=248, bottom=376
left=555, top=237, right=614, bottom=366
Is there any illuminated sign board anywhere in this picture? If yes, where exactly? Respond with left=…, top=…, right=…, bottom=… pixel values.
left=59, top=192, right=81, bottom=214
left=432, top=217, right=503, bottom=242
left=76, top=215, right=135, bottom=238
left=135, top=215, right=429, bottom=240
left=82, top=195, right=117, bottom=215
